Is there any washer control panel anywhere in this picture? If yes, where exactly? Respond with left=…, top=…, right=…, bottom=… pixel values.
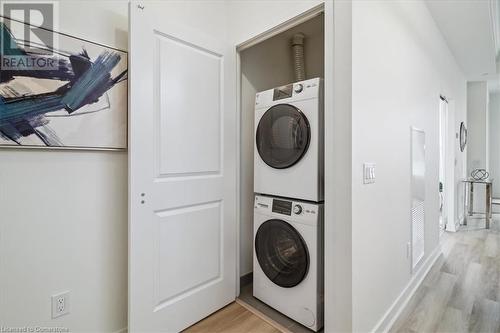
left=293, top=204, right=303, bottom=215
left=254, top=195, right=321, bottom=222
left=272, top=199, right=292, bottom=215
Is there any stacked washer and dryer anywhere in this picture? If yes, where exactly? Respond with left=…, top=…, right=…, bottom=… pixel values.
left=253, top=77, right=324, bottom=331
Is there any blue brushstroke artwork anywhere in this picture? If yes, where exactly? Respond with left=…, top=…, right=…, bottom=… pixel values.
left=0, top=16, right=128, bottom=149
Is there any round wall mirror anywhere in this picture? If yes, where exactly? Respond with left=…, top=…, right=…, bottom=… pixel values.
left=460, top=122, right=467, bottom=152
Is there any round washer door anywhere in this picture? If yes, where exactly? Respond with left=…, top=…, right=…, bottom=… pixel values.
left=255, top=219, right=309, bottom=288
left=256, top=104, right=310, bottom=169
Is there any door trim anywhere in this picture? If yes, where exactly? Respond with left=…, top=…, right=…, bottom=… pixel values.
left=235, top=3, right=325, bottom=52
left=234, top=0, right=328, bottom=319
left=441, top=97, right=457, bottom=233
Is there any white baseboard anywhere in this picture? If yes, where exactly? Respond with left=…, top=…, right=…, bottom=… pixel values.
left=446, top=215, right=463, bottom=232
left=112, top=327, right=127, bottom=333
left=370, top=245, right=441, bottom=333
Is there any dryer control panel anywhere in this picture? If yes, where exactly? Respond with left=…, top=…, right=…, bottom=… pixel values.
left=255, top=77, right=322, bottom=109
left=273, top=84, right=293, bottom=101
left=272, top=82, right=307, bottom=101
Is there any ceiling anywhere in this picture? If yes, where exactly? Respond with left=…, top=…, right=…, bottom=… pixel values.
left=425, top=0, right=499, bottom=90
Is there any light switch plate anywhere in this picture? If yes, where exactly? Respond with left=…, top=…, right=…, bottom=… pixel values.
left=363, top=163, right=376, bottom=184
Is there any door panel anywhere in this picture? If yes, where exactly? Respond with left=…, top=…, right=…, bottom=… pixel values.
left=154, top=201, right=223, bottom=309
left=129, top=1, right=236, bottom=332
left=156, top=33, right=223, bottom=177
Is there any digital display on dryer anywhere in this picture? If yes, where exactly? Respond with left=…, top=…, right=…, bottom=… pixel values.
left=272, top=199, right=292, bottom=215
left=273, top=84, right=293, bottom=100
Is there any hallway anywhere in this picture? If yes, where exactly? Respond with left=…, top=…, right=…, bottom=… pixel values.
left=391, top=216, right=500, bottom=332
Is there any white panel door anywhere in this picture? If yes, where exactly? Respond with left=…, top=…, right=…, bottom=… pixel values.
left=129, top=1, right=237, bottom=331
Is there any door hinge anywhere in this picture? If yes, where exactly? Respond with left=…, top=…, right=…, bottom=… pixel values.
left=137, top=4, right=144, bottom=10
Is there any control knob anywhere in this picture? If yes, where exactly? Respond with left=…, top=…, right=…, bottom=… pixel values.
left=293, top=204, right=303, bottom=215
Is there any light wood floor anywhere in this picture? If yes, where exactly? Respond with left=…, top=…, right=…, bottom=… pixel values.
left=186, top=217, right=500, bottom=333
left=391, top=217, right=500, bottom=333
left=184, top=302, right=282, bottom=333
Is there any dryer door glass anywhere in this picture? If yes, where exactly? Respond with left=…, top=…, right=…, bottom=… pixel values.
left=255, top=219, right=309, bottom=288
left=256, top=104, right=310, bottom=169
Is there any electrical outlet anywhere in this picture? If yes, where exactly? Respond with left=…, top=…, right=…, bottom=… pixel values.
left=51, top=291, right=70, bottom=318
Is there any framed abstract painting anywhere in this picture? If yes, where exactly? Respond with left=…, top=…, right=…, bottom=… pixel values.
left=0, top=16, right=128, bottom=150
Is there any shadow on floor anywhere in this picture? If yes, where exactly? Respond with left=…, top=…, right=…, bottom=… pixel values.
left=238, top=283, right=323, bottom=333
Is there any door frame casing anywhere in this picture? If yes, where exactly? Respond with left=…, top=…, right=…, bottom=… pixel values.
left=439, top=96, right=448, bottom=235
left=441, top=97, right=457, bottom=232
left=233, top=0, right=333, bottom=328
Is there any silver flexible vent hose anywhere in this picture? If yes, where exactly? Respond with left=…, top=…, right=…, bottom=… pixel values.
left=291, top=33, right=306, bottom=81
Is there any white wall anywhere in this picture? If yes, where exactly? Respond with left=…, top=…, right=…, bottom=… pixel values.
left=467, top=82, right=489, bottom=211
left=350, top=1, right=466, bottom=331
left=239, top=15, right=324, bottom=277
left=452, top=98, right=467, bottom=228
left=0, top=2, right=128, bottom=332
left=467, top=81, right=489, bottom=172
left=489, top=92, right=500, bottom=197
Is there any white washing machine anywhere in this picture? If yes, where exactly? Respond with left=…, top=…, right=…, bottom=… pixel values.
left=254, top=77, right=323, bottom=202
left=253, top=195, right=324, bottom=331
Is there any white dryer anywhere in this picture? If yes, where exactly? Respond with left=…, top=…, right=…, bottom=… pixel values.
left=253, top=195, right=323, bottom=331
left=254, top=78, right=323, bottom=202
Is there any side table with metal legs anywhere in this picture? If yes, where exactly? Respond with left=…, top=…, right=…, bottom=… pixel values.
left=462, top=179, right=492, bottom=229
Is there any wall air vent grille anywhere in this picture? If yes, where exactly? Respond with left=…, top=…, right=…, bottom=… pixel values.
left=412, top=200, right=425, bottom=269
left=411, top=127, right=425, bottom=271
